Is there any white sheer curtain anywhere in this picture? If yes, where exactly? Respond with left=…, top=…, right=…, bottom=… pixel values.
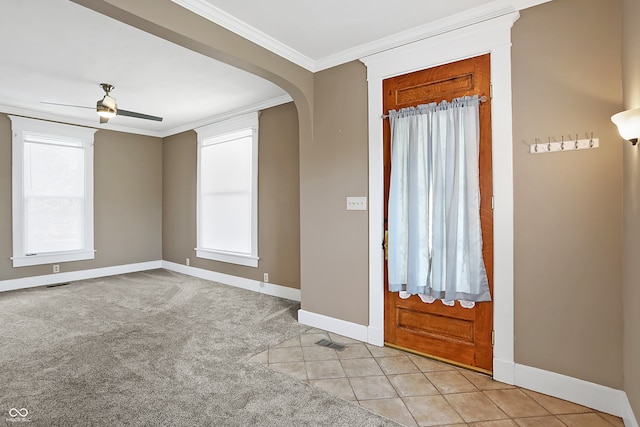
left=387, top=95, right=491, bottom=308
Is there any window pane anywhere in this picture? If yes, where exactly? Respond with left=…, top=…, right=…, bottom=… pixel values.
left=25, top=142, right=85, bottom=197
left=24, top=197, right=84, bottom=253
left=201, top=193, right=251, bottom=253
left=201, top=137, right=251, bottom=194
left=200, top=135, right=253, bottom=255
left=23, top=141, right=85, bottom=254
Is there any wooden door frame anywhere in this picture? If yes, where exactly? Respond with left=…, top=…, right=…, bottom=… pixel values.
left=361, top=12, right=519, bottom=385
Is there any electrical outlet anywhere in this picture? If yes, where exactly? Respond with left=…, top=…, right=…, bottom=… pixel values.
left=263, top=273, right=269, bottom=283
left=53, top=264, right=60, bottom=273
left=186, top=258, right=190, bottom=266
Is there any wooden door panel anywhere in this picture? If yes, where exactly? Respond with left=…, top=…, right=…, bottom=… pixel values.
left=397, top=309, right=475, bottom=342
left=383, top=54, right=493, bottom=373
left=394, top=73, right=475, bottom=107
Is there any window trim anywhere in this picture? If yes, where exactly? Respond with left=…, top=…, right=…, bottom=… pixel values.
left=195, top=112, right=259, bottom=268
left=10, top=116, right=96, bottom=268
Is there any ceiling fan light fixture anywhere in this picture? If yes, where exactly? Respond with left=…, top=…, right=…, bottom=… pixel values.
left=96, top=84, right=117, bottom=119
left=101, top=95, right=116, bottom=110
left=96, top=101, right=116, bottom=118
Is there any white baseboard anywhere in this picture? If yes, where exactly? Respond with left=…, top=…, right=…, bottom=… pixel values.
left=515, top=363, right=637, bottom=425
left=367, top=326, right=384, bottom=346
left=493, top=358, right=516, bottom=385
left=162, top=261, right=301, bottom=301
left=298, top=309, right=369, bottom=342
left=0, top=260, right=163, bottom=293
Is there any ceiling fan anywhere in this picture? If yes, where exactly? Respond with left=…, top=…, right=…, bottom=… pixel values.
left=43, top=83, right=163, bottom=124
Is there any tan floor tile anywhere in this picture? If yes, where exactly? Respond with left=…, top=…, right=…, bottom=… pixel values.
left=336, top=343, right=373, bottom=359
left=513, top=416, right=566, bottom=427
left=268, top=346, right=303, bottom=363
left=303, top=328, right=328, bottom=334
left=248, top=349, right=269, bottom=364
left=520, top=389, right=590, bottom=415
left=341, top=357, right=384, bottom=377
left=403, top=395, right=465, bottom=426
left=408, top=354, right=458, bottom=372
left=366, top=344, right=407, bottom=358
left=309, top=378, right=357, bottom=401
left=269, top=362, right=308, bottom=381
left=445, top=392, right=508, bottom=423
left=301, top=345, right=338, bottom=361
left=388, top=373, right=439, bottom=397
left=305, top=360, right=346, bottom=379
left=426, top=370, right=478, bottom=394
left=349, top=376, right=398, bottom=400
left=377, top=355, right=421, bottom=375
left=272, top=336, right=301, bottom=348
left=300, top=333, right=330, bottom=347
left=328, top=332, right=363, bottom=345
left=597, top=412, right=624, bottom=427
left=557, top=413, right=621, bottom=427
left=483, top=389, right=549, bottom=418
left=470, top=420, right=518, bottom=427
left=359, top=398, right=418, bottom=426
left=459, top=370, right=514, bottom=391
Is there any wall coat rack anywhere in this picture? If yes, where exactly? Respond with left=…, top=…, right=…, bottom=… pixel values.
left=528, top=134, right=599, bottom=154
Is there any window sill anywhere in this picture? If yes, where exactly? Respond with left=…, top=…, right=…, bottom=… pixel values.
left=195, top=249, right=259, bottom=268
left=12, top=249, right=95, bottom=267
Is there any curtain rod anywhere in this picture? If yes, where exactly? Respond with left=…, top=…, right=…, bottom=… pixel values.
left=381, top=95, right=487, bottom=119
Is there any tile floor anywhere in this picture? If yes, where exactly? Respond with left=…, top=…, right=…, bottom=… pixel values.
left=249, top=328, right=624, bottom=427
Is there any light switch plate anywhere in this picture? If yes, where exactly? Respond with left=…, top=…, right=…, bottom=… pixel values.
left=347, top=196, right=367, bottom=211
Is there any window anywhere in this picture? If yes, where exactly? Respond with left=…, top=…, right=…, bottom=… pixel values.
left=196, top=112, right=259, bottom=267
left=10, top=116, right=96, bottom=267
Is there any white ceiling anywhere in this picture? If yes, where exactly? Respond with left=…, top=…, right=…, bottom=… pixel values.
left=0, top=0, right=547, bottom=137
left=0, top=0, right=289, bottom=137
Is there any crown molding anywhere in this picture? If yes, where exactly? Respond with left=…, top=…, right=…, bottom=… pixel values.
left=316, top=2, right=516, bottom=71
left=172, top=0, right=551, bottom=72
left=171, top=0, right=316, bottom=71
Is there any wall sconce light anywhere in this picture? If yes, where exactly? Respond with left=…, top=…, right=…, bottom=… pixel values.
left=611, top=108, right=640, bottom=145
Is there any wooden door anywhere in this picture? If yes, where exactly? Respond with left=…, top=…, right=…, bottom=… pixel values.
left=383, top=54, right=494, bottom=373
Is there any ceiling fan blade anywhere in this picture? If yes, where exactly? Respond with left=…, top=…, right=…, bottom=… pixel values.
left=41, top=101, right=94, bottom=110
left=116, top=109, right=163, bottom=122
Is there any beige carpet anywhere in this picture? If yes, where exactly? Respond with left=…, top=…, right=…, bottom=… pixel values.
left=0, top=269, right=397, bottom=426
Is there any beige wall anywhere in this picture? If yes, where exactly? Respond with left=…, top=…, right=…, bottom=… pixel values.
left=162, top=103, right=301, bottom=288
left=622, top=0, right=640, bottom=419
left=0, top=114, right=163, bottom=281
left=512, top=0, right=623, bottom=388
left=299, top=61, right=370, bottom=324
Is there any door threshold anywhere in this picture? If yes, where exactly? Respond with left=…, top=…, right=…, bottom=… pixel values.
left=384, top=342, right=493, bottom=376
